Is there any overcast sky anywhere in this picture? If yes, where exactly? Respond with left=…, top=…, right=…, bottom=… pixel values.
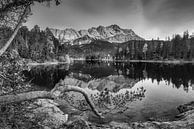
left=25, top=0, right=194, bottom=40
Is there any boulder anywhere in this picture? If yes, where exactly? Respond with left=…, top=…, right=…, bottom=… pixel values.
left=27, top=99, right=68, bottom=129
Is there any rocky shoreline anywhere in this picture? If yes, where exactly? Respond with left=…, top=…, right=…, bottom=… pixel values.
left=25, top=99, right=194, bottom=129
left=23, top=75, right=194, bottom=129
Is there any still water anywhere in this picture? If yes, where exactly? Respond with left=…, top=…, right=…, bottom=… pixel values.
left=24, top=61, right=194, bottom=123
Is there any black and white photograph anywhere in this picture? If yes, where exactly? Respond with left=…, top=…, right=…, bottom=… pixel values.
left=1, top=0, right=194, bottom=128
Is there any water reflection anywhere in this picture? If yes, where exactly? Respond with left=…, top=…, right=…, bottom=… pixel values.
left=25, top=62, right=194, bottom=92
left=113, top=62, right=194, bottom=92
left=24, top=61, right=194, bottom=122
left=23, top=64, right=70, bottom=89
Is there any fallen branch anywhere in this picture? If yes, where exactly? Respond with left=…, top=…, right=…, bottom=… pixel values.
left=0, top=84, right=103, bottom=118
left=0, top=91, right=52, bottom=104
left=51, top=84, right=102, bottom=118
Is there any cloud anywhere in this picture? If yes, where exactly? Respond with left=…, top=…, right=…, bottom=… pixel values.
left=62, top=0, right=142, bottom=15
left=142, top=0, right=194, bottom=26
left=25, top=0, right=194, bottom=39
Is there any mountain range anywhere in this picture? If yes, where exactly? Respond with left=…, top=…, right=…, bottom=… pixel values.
left=49, top=24, right=144, bottom=45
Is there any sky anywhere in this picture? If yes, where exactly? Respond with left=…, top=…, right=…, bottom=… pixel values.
left=25, top=0, right=194, bottom=40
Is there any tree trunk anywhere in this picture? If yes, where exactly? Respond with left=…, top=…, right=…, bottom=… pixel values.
left=0, top=84, right=102, bottom=118
left=51, top=84, right=102, bottom=118
left=0, top=91, right=52, bottom=104
left=0, top=5, right=30, bottom=57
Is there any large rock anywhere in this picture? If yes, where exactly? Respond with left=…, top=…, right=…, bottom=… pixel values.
left=27, top=99, right=68, bottom=129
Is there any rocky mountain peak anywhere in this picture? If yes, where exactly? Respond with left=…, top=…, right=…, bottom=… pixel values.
left=107, top=24, right=121, bottom=31
left=49, top=24, right=144, bottom=45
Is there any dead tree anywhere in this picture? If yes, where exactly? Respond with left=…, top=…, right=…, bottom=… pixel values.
left=0, top=84, right=102, bottom=118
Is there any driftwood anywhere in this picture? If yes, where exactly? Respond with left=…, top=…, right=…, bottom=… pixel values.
left=0, top=84, right=102, bottom=118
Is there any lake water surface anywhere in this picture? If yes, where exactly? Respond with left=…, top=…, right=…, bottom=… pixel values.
left=24, top=61, right=194, bottom=123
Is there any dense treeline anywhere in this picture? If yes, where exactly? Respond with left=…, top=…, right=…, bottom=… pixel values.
left=116, top=31, right=194, bottom=60
left=2, top=25, right=194, bottom=61
left=0, top=25, right=67, bottom=62
left=15, top=25, right=62, bottom=61
left=69, top=31, right=194, bottom=61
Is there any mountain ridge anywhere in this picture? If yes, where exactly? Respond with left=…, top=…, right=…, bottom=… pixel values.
left=49, top=24, right=144, bottom=45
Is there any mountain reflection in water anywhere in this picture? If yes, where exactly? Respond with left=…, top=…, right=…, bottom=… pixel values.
left=24, top=61, right=194, bottom=122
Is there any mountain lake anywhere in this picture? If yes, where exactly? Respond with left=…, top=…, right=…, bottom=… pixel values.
left=24, top=61, right=194, bottom=123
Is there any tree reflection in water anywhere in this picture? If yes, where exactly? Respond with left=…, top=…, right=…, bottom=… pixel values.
left=113, top=62, right=194, bottom=92
left=23, top=64, right=70, bottom=89
left=24, top=62, right=194, bottom=92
